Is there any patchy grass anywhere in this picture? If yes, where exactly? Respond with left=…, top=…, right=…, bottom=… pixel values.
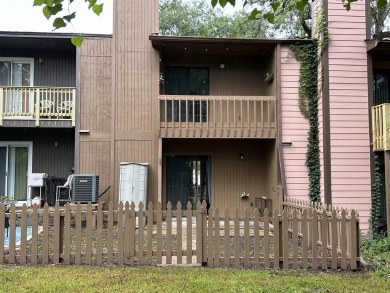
left=360, top=234, right=390, bottom=277
left=0, top=266, right=389, bottom=293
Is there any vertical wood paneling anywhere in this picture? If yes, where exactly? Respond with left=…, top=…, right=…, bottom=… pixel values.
left=0, top=48, right=76, bottom=87
left=163, top=54, right=274, bottom=96
left=79, top=141, right=111, bottom=202
left=0, top=128, right=74, bottom=178
left=280, top=45, right=309, bottom=201
left=80, top=38, right=112, bottom=133
left=327, top=0, right=371, bottom=230
left=163, top=139, right=277, bottom=214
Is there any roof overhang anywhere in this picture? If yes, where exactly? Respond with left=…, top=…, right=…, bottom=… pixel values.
left=150, top=35, right=312, bottom=56
left=0, top=31, right=112, bottom=50
left=366, top=39, right=390, bottom=60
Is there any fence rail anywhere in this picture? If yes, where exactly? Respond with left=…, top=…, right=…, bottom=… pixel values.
left=0, top=201, right=360, bottom=270
left=159, top=95, right=276, bottom=138
left=0, top=86, right=76, bottom=126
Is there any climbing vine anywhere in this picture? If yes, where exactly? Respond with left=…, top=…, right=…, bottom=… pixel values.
left=371, top=155, right=383, bottom=237
left=289, top=8, right=328, bottom=203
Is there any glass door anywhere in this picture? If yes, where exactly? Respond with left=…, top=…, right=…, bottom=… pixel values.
left=166, top=155, right=210, bottom=210
left=0, top=142, right=32, bottom=202
left=0, top=59, right=33, bottom=116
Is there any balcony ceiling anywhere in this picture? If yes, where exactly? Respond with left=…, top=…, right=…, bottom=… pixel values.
left=150, top=35, right=312, bottom=56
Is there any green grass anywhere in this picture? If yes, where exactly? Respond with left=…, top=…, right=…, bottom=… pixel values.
left=0, top=266, right=389, bottom=293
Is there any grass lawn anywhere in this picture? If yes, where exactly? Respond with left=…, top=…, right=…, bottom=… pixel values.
left=0, top=266, right=389, bottom=293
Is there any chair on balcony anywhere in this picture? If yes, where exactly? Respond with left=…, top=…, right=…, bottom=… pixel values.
left=57, top=100, right=72, bottom=118
left=40, top=100, right=54, bottom=118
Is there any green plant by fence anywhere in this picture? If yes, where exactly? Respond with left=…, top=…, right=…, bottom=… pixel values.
left=0, top=200, right=360, bottom=270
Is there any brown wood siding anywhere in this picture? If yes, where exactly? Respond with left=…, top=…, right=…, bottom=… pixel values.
left=163, top=139, right=278, bottom=214
left=327, top=0, right=370, bottom=230
left=79, top=141, right=111, bottom=203
left=0, top=48, right=75, bottom=87
left=114, top=140, right=156, bottom=205
left=0, top=128, right=74, bottom=178
left=80, top=38, right=112, bottom=133
left=162, top=54, right=274, bottom=96
left=109, top=0, right=159, bottom=207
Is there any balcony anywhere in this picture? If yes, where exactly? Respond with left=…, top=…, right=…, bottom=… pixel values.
left=372, top=103, right=390, bottom=151
left=159, top=96, right=276, bottom=138
left=0, top=87, right=75, bottom=127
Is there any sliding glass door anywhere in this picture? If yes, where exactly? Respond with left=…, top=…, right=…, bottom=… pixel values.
left=0, top=142, right=32, bottom=202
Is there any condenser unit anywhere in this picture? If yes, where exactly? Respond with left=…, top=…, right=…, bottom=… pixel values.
left=72, top=174, right=99, bottom=203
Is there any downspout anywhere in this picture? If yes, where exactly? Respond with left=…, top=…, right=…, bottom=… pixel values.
left=276, top=43, right=287, bottom=202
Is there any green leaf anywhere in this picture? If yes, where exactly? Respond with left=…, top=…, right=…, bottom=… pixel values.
left=263, top=12, right=275, bottom=24
left=271, top=1, right=280, bottom=12
left=45, top=0, right=53, bottom=6
left=33, top=0, right=46, bottom=6
left=53, top=17, right=67, bottom=29
left=296, top=0, right=308, bottom=11
left=92, top=3, right=103, bottom=16
left=219, top=0, right=228, bottom=8
left=211, top=0, right=218, bottom=8
left=378, top=0, right=388, bottom=9
left=63, top=12, right=76, bottom=23
left=50, top=4, right=63, bottom=16
left=88, top=0, right=97, bottom=9
left=227, top=0, right=235, bottom=5
left=249, top=8, right=261, bottom=20
left=71, top=36, right=84, bottom=47
left=43, top=6, right=52, bottom=19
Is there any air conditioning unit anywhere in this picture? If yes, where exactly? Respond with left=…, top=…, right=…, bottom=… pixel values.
left=72, top=174, right=99, bottom=203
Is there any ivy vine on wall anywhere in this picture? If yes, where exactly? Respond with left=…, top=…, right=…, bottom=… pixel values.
left=288, top=7, right=328, bottom=203
left=290, top=43, right=321, bottom=203
left=371, top=155, right=383, bottom=237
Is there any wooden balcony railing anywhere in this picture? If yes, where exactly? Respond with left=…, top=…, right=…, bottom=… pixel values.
left=0, top=87, right=76, bottom=127
left=159, top=96, right=276, bottom=138
left=372, top=103, right=390, bottom=151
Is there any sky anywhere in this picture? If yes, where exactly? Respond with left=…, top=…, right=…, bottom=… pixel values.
left=0, top=0, right=114, bottom=34
left=0, top=0, right=242, bottom=34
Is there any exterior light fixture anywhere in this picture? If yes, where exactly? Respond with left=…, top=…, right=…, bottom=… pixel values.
left=220, top=63, right=225, bottom=69
left=240, top=153, right=244, bottom=160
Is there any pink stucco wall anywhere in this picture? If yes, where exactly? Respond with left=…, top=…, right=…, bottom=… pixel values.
left=327, top=0, right=371, bottom=230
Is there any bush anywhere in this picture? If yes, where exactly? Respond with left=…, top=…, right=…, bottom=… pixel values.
left=360, top=233, right=390, bottom=276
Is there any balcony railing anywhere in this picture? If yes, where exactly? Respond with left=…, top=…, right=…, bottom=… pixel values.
left=372, top=103, right=390, bottom=151
left=159, top=95, right=276, bottom=138
left=0, top=87, right=75, bottom=127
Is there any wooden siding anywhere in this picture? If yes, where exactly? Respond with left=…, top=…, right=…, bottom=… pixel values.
left=0, top=48, right=75, bottom=87
left=0, top=127, right=74, bottom=178
left=162, top=54, right=275, bottom=96
left=80, top=38, right=112, bottom=133
left=327, top=0, right=371, bottom=230
left=163, top=139, right=278, bottom=214
left=108, top=0, right=159, bottom=206
left=280, top=45, right=309, bottom=201
left=79, top=141, right=111, bottom=203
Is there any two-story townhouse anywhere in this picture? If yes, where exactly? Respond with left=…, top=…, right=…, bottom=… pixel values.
left=0, top=32, right=111, bottom=205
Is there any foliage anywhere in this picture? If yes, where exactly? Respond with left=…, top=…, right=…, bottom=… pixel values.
left=291, top=42, right=321, bottom=202
left=33, top=0, right=105, bottom=46
left=360, top=234, right=390, bottom=276
left=1, top=265, right=390, bottom=292
left=370, top=0, right=390, bottom=39
left=159, top=0, right=273, bottom=38
left=370, top=155, right=383, bottom=236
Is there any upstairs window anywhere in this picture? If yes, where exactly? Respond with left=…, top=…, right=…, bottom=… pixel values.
left=165, top=67, right=209, bottom=122
left=0, top=58, right=33, bottom=86
left=374, top=73, right=390, bottom=106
